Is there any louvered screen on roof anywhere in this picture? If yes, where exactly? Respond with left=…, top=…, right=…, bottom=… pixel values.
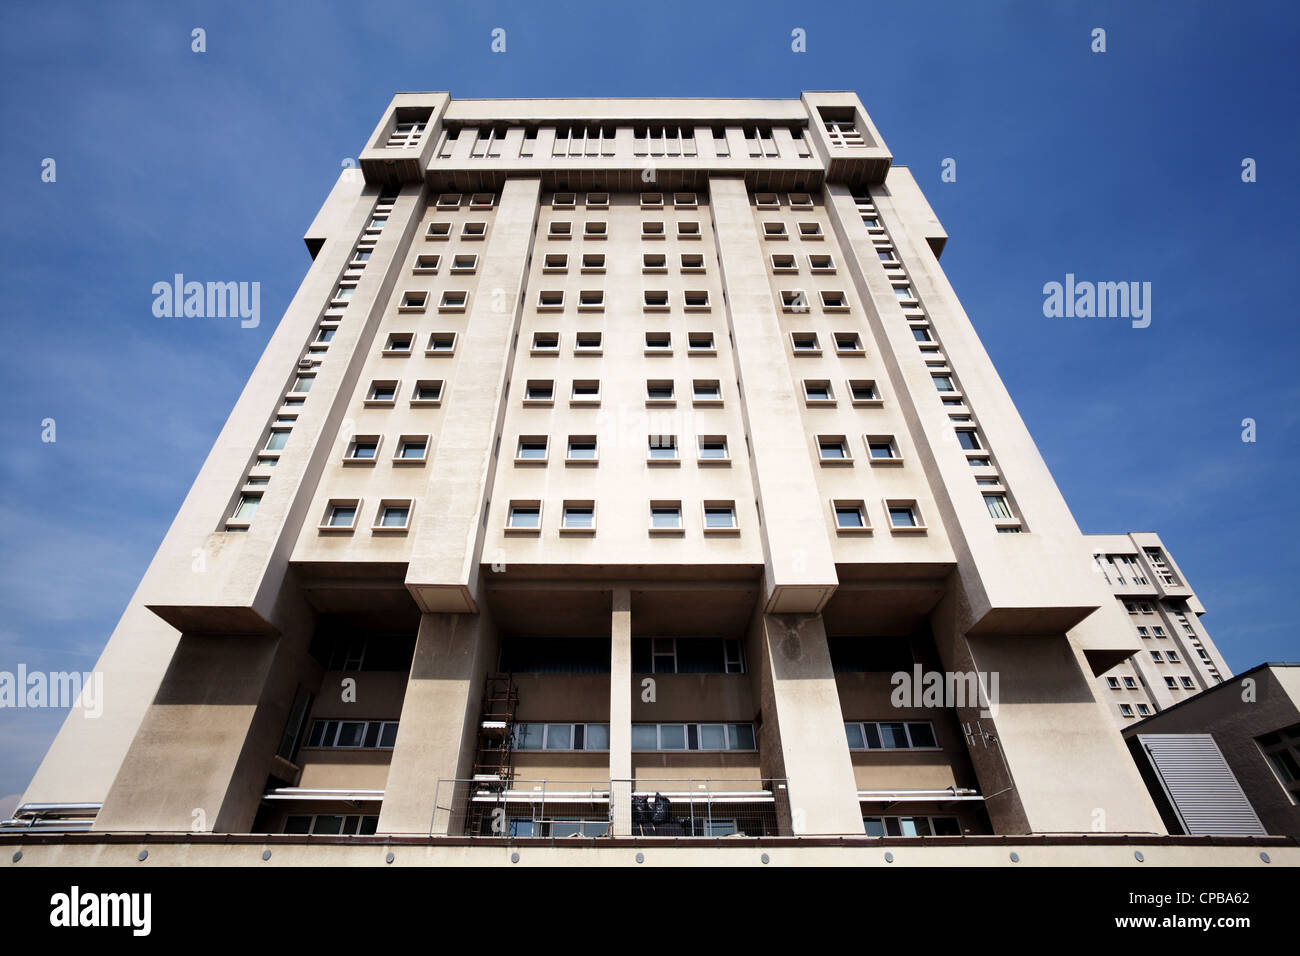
left=1136, top=734, right=1266, bottom=835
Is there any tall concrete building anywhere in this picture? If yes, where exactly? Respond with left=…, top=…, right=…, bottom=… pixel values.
left=13, top=92, right=1175, bottom=848
left=1088, top=532, right=1233, bottom=728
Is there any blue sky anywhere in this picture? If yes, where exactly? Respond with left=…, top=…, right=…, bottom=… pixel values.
left=0, top=0, right=1297, bottom=800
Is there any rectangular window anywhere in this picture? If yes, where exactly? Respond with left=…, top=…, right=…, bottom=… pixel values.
left=844, top=721, right=939, bottom=750
left=562, top=503, right=596, bottom=531
left=648, top=435, right=678, bottom=461
left=631, top=722, right=756, bottom=751
left=650, top=502, right=682, bottom=531
left=566, top=435, right=598, bottom=462
left=833, top=500, right=868, bottom=531
left=703, top=502, right=737, bottom=531
left=516, top=436, right=548, bottom=461
left=698, top=436, right=729, bottom=462
left=507, top=502, right=541, bottom=530
left=818, top=436, right=850, bottom=462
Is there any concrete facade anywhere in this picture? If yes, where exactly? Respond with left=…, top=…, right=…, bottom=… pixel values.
left=1088, top=532, right=1233, bottom=727
left=13, top=92, right=1172, bottom=846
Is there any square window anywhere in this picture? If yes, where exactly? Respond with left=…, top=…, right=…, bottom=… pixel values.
left=771, top=253, right=798, bottom=273
left=290, top=373, right=315, bottom=394
left=383, top=333, right=413, bottom=354
left=804, top=380, right=834, bottom=404
left=834, top=332, right=864, bottom=353
left=680, top=253, right=705, bottom=272
left=791, top=332, right=820, bottom=353
left=894, top=285, right=914, bottom=300
left=516, top=436, right=548, bottom=462
left=754, top=192, right=780, bottom=208
left=584, top=220, right=607, bottom=238
left=644, top=290, right=669, bottom=309
left=399, top=290, right=427, bottom=312
left=552, top=193, right=576, bottom=208
left=426, top=332, right=457, bottom=354
left=575, top=331, right=602, bottom=353
left=698, top=436, right=729, bottom=462
left=345, top=436, right=380, bottom=462
left=688, top=332, right=715, bottom=353
left=366, top=380, right=398, bottom=405
left=649, top=502, right=683, bottom=531
left=425, top=222, right=451, bottom=240
left=566, top=435, right=598, bottom=463
left=642, top=221, right=665, bottom=238
left=808, top=254, right=835, bottom=273
left=578, top=290, right=604, bottom=310
left=833, top=500, right=868, bottom=531
left=912, top=326, right=933, bottom=342
left=867, top=436, right=901, bottom=463
left=692, top=379, right=721, bottom=403
left=820, top=291, right=848, bottom=311
left=507, top=502, right=542, bottom=531
left=543, top=253, right=569, bottom=272
left=646, top=380, right=675, bottom=403
left=673, top=192, right=698, bottom=208
left=548, top=221, right=572, bottom=238
left=645, top=332, right=672, bottom=353
left=797, top=221, right=823, bottom=239
left=469, top=193, right=495, bottom=208
left=532, top=332, right=560, bottom=353
left=956, top=429, right=982, bottom=450
left=411, top=380, right=443, bottom=404
left=436, top=193, right=462, bottom=209
left=461, top=222, right=487, bottom=239
left=524, top=380, right=555, bottom=403
left=376, top=502, right=411, bottom=530
left=265, top=429, right=290, bottom=451
left=683, top=290, right=710, bottom=310
left=414, top=254, right=440, bottom=273
left=677, top=221, right=701, bottom=239
left=648, top=435, right=678, bottom=462
left=643, top=253, right=667, bottom=272
left=848, top=379, right=880, bottom=404
left=886, top=501, right=924, bottom=532
left=586, top=192, right=609, bottom=207
left=438, top=290, right=468, bottom=311
left=640, top=192, right=664, bottom=208
left=781, top=289, right=810, bottom=312
left=762, top=222, right=788, bottom=239
left=818, top=436, right=850, bottom=462
left=562, top=502, right=596, bottom=532
left=324, top=501, right=358, bottom=530
left=394, top=437, right=428, bottom=462
left=451, top=254, right=478, bottom=273
left=571, top=379, right=601, bottom=404
left=581, top=253, right=605, bottom=273
left=703, top=502, right=737, bottom=531
left=537, top=290, right=565, bottom=310
left=788, top=192, right=814, bottom=209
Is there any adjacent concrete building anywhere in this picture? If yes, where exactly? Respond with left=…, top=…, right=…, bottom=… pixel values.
left=1088, top=532, right=1233, bottom=727
left=13, top=92, right=1176, bottom=847
left=1123, top=664, right=1300, bottom=838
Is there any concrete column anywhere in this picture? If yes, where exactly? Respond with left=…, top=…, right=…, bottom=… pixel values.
left=93, top=586, right=317, bottom=833
left=756, top=612, right=863, bottom=835
left=378, top=608, right=497, bottom=835
left=708, top=175, right=838, bottom=614
left=609, top=588, right=632, bottom=835
left=406, top=177, right=540, bottom=614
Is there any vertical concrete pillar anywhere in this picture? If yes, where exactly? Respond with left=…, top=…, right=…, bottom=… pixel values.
left=378, top=608, right=496, bottom=834
left=609, top=588, right=633, bottom=835
left=709, top=175, right=837, bottom=614
left=756, top=612, right=863, bottom=835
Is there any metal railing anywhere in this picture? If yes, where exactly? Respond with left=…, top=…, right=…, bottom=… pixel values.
left=431, top=778, right=790, bottom=838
